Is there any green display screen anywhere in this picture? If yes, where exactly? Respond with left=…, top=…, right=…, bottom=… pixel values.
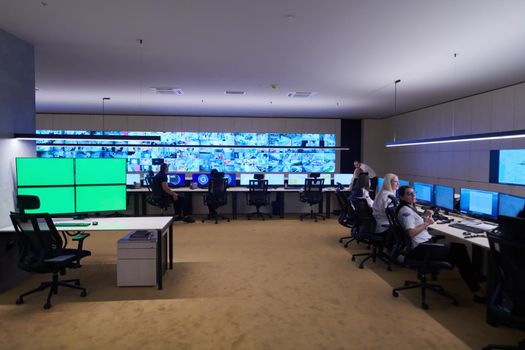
left=75, top=185, right=126, bottom=213
left=17, top=187, right=75, bottom=214
left=16, top=158, right=74, bottom=186
left=75, top=158, right=126, bottom=185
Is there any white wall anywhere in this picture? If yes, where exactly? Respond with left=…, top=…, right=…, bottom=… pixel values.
left=363, top=82, right=525, bottom=198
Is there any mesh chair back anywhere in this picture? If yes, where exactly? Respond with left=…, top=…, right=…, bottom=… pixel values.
left=248, top=179, right=269, bottom=206
left=335, top=188, right=355, bottom=227
left=301, top=178, right=324, bottom=204
left=385, top=204, right=412, bottom=259
left=207, top=175, right=228, bottom=206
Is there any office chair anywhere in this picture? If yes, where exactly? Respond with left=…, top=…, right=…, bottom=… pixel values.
left=10, top=212, right=91, bottom=309
left=299, top=175, right=325, bottom=222
left=335, top=187, right=358, bottom=247
left=16, top=194, right=41, bottom=214
left=386, top=205, right=459, bottom=310
left=483, top=219, right=525, bottom=350
left=349, top=198, right=392, bottom=270
left=202, top=173, right=230, bottom=224
left=247, top=179, right=272, bottom=220
left=144, top=174, right=170, bottom=215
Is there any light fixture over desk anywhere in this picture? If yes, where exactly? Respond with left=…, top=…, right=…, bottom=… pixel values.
left=385, top=129, right=525, bottom=147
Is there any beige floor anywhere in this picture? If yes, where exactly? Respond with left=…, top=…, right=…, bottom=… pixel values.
left=0, top=218, right=522, bottom=350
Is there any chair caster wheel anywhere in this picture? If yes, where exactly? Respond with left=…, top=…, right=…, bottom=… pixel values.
left=392, top=291, right=399, bottom=298
left=404, top=281, right=411, bottom=287
left=16, top=297, right=23, bottom=305
left=247, top=217, right=251, bottom=220
left=43, top=302, right=51, bottom=309
left=387, top=266, right=392, bottom=271
left=359, top=265, right=364, bottom=269
left=351, top=256, right=356, bottom=261
left=201, top=219, right=205, bottom=223
left=75, top=280, right=81, bottom=286
left=80, top=290, right=87, bottom=297
left=452, top=300, right=459, bottom=306
left=227, top=219, right=230, bottom=222
left=339, top=238, right=343, bottom=243
left=422, top=303, right=429, bottom=310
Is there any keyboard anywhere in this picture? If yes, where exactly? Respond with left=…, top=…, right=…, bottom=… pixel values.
left=55, top=222, right=91, bottom=227
left=448, top=223, right=485, bottom=233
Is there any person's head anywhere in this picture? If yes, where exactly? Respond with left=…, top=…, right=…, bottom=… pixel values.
left=398, top=186, right=416, bottom=205
left=382, top=173, right=399, bottom=193
left=159, top=163, right=169, bottom=174
left=355, top=173, right=370, bottom=191
left=353, top=160, right=361, bottom=169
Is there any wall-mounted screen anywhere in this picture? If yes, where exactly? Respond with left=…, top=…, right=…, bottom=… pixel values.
left=413, top=182, right=434, bottom=206
left=499, top=193, right=525, bottom=218
left=192, top=173, right=210, bottom=187
left=287, top=173, right=308, bottom=186
left=36, top=130, right=336, bottom=174
left=490, top=149, right=525, bottom=186
left=333, top=173, right=353, bottom=186
left=434, top=185, right=455, bottom=211
left=460, top=188, right=499, bottom=221
left=168, top=173, right=186, bottom=187
left=16, top=158, right=74, bottom=186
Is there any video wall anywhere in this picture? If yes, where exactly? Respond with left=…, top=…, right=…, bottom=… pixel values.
left=35, top=130, right=337, bottom=173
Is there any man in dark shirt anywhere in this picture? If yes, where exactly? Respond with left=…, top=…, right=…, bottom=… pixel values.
left=152, top=163, right=194, bottom=223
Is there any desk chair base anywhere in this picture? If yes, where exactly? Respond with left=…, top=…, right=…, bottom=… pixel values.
left=247, top=208, right=272, bottom=221
left=202, top=213, right=230, bottom=224
left=16, top=272, right=87, bottom=309
left=483, top=339, right=525, bottom=350
left=392, top=273, right=459, bottom=310
left=352, top=245, right=392, bottom=271
left=299, top=209, right=325, bottom=223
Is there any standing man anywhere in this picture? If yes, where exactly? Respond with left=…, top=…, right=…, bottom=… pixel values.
left=152, top=163, right=194, bottom=223
left=354, top=160, right=378, bottom=200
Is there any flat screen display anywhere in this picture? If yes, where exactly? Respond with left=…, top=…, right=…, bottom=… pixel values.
left=192, top=173, right=210, bottom=187
left=240, top=173, right=254, bottom=186
left=499, top=193, right=525, bottom=218
left=413, top=182, right=434, bottom=205
left=168, top=173, right=185, bottom=187
left=75, top=185, right=126, bottom=213
left=265, top=173, right=285, bottom=186
left=75, top=158, right=126, bottom=185
left=378, top=177, right=384, bottom=190
left=16, top=158, right=74, bottom=186
left=434, top=185, right=455, bottom=211
left=399, top=179, right=410, bottom=187
left=491, top=149, right=525, bottom=186
left=17, top=187, right=75, bottom=214
left=287, top=173, right=308, bottom=186
left=126, top=173, right=141, bottom=186
left=333, top=173, right=353, bottom=186
left=317, top=173, right=331, bottom=186
left=460, top=188, right=499, bottom=220
left=224, top=173, right=236, bottom=187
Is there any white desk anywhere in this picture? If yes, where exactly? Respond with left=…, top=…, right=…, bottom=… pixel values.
left=1, top=216, right=174, bottom=290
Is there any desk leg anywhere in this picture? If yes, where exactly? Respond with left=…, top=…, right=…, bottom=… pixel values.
left=279, top=192, right=285, bottom=218
left=232, top=192, right=238, bottom=219
left=133, top=193, right=139, bottom=217
left=169, top=223, right=173, bottom=270
left=486, top=249, right=497, bottom=325
left=142, top=193, right=147, bottom=216
left=325, top=192, right=331, bottom=218
left=157, top=229, right=163, bottom=290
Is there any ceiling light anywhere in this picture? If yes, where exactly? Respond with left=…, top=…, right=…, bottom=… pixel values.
left=224, top=90, right=246, bottom=95
left=150, top=87, right=184, bottom=95
left=385, top=129, right=525, bottom=147
left=287, top=91, right=316, bottom=98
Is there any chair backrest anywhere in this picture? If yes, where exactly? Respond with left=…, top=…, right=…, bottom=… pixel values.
left=351, top=197, right=375, bottom=237
left=207, top=173, right=228, bottom=205
left=10, top=212, right=64, bottom=273
left=16, top=195, right=40, bottom=215
left=335, top=188, right=355, bottom=227
left=248, top=179, right=269, bottom=205
left=385, top=204, right=412, bottom=259
left=487, top=227, right=525, bottom=325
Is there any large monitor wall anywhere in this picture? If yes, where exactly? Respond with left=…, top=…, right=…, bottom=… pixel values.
left=35, top=130, right=337, bottom=173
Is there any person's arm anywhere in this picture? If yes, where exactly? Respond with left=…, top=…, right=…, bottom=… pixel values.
left=161, top=181, right=178, bottom=199
left=406, top=216, right=433, bottom=237
left=399, top=208, right=434, bottom=237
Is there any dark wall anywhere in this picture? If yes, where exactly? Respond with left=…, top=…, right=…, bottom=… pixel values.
left=340, top=119, right=361, bottom=173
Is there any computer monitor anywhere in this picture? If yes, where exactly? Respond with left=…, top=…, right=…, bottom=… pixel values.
left=287, top=173, right=308, bottom=186
left=240, top=173, right=254, bottom=186
left=192, top=173, right=210, bottom=187
left=126, top=173, right=141, bottom=186
left=16, top=158, right=75, bottom=186
left=434, top=185, right=455, bottom=212
left=398, top=179, right=410, bottom=187
left=460, top=188, right=499, bottom=221
left=317, top=173, right=331, bottom=186
left=333, top=173, right=353, bottom=186
left=168, top=173, right=186, bottom=187
left=413, top=182, right=434, bottom=206
left=224, top=173, right=236, bottom=187
left=17, top=187, right=75, bottom=215
left=498, top=193, right=525, bottom=218
left=265, top=173, right=285, bottom=186
left=377, top=177, right=384, bottom=190
left=76, top=185, right=127, bottom=213
left=75, top=158, right=127, bottom=185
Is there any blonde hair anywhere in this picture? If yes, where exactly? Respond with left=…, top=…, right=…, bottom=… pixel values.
left=379, top=173, right=399, bottom=193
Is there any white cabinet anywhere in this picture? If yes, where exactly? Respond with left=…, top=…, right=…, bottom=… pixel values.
left=117, top=230, right=157, bottom=287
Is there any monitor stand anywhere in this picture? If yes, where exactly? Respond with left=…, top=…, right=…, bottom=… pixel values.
left=73, top=214, right=88, bottom=220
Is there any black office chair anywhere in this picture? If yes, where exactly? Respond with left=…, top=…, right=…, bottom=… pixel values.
left=299, top=174, right=325, bottom=222
left=10, top=212, right=91, bottom=309
left=386, top=205, right=458, bottom=310
left=202, top=173, right=230, bottom=224
left=335, top=187, right=358, bottom=247
left=144, top=174, right=170, bottom=215
left=349, top=198, right=392, bottom=270
left=483, top=217, right=525, bottom=350
left=247, top=179, right=272, bottom=220
left=17, top=194, right=41, bottom=214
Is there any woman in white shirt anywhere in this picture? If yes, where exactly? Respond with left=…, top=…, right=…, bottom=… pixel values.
left=372, top=173, right=399, bottom=234
left=350, top=171, right=373, bottom=208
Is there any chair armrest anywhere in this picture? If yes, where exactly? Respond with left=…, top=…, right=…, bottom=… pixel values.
left=72, top=233, right=90, bottom=242
left=419, top=242, right=446, bottom=249
left=431, top=234, right=446, bottom=241
left=44, top=254, right=76, bottom=263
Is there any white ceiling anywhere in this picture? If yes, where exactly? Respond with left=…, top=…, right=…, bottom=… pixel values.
left=1, top=0, right=525, bottom=119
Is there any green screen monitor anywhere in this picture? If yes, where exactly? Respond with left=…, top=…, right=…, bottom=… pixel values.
left=17, top=187, right=75, bottom=214
left=75, top=185, right=127, bottom=213
left=75, top=158, right=127, bottom=185
left=16, top=158, right=74, bottom=186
